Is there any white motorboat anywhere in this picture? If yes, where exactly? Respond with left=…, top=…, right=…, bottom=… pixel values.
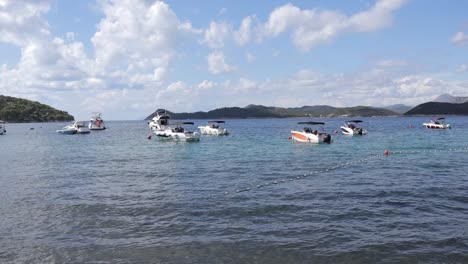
left=89, top=112, right=106, bottom=130
left=340, top=120, right=368, bottom=135
left=0, top=120, right=5, bottom=135
left=423, top=117, right=451, bottom=129
left=57, top=123, right=77, bottom=134
left=148, top=111, right=200, bottom=142
left=290, top=121, right=332, bottom=144
left=198, top=121, right=229, bottom=135
left=75, top=121, right=91, bottom=134
left=57, top=121, right=90, bottom=135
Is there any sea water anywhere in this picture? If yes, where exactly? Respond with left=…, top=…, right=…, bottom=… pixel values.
left=1, top=117, right=468, bottom=263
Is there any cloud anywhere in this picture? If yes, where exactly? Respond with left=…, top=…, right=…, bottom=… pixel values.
left=451, top=31, right=468, bottom=46
left=259, top=0, right=406, bottom=51
left=0, top=0, right=205, bottom=119
left=0, top=0, right=52, bottom=46
left=456, top=64, right=467, bottom=72
left=207, top=51, right=235, bottom=74
left=234, top=16, right=253, bottom=46
left=198, top=80, right=217, bottom=89
left=202, top=21, right=231, bottom=49
left=246, top=52, right=256, bottom=63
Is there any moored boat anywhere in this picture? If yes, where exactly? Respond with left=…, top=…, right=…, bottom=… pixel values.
left=423, top=117, right=451, bottom=129
left=291, top=121, right=332, bottom=144
left=89, top=112, right=106, bottom=130
left=198, top=121, right=229, bottom=135
left=148, top=111, right=200, bottom=142
left=340, top=120, right=367, bottom=135
left=57, top=121, right=90, bottom=134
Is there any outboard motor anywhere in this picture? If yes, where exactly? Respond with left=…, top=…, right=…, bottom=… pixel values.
left=324, top=134, right=332, bottom=143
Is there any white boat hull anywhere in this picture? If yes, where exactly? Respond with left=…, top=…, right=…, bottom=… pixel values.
left=153, top=129, right=200, bottom=142
left=423, top=123, right=450, bottom=129
left=291, top=130, right=331, bottom=144
left=57, top=128, right=77, bottom=134
left=340, top=126, right=367, bottom=135
left=198, top=126, right=229, bottom=135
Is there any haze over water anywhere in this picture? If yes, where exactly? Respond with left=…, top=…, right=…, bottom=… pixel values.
left=1, top=116, right=468, bottom=263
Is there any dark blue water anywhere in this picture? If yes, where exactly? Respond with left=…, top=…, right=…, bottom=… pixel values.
left=1, top=117, right=468, bottom=263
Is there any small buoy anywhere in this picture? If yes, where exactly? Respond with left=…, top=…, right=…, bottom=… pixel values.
left=333, top=130, right=338, bottom=134
left=384, top=150, right=389, bottom=156
left=147, top=133, right=152, bottom=140
left=288, top=136, right=291, bottom=140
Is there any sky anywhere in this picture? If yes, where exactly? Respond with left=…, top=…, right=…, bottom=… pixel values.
left=1, top=0, right=468, bottom=120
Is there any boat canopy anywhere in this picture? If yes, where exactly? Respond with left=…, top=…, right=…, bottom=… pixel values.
left=346, top=120, right=363, bottom=123
left=433, top=117, right=445, bottom=120
left=172, top=121, right=194, bottom=125
left=298, top=121, right=325, bottom=125
left=208, top=120, right=225, bottom=123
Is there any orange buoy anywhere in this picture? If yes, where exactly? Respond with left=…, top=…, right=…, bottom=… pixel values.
left=384, top=150, right=389, bottom=155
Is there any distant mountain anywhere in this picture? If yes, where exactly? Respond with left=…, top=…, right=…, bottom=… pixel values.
left=405, top=102, right=468, bottom=116
left=433, top=93, right=468, bottom=104
left=0, top=95, right=74, bottom=122
left=383, top=104, right=413, bottom=114
left=145, top=105, right=398, bottom=120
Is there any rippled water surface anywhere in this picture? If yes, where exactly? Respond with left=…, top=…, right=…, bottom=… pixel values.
left=1, top=117, right=468, bottom=263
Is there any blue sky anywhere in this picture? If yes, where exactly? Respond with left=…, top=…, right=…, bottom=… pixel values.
left=1, top=0, right=467, bottom=120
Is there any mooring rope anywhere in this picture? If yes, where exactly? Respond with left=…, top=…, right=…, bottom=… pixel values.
left=224, top=146, right=468, bottom=196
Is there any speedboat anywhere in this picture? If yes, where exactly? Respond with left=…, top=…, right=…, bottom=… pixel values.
left=57, top=121, right=90, bottom=134
left=75, top=121, right=91, bottom=134
left=57, top=123, right=77, bottom=134
left=0, top=120, right=5, bottom=135
left=89, top=112, right=106, bottom=130
left=340, top=120, right=367, bottom=135
left=148, top=111, right=200, bottom=142
left=198, top=121, right=229, bottom=135
left=423, top=117, right=451, bottom=129
left=290, top=121, right=332, bottom=144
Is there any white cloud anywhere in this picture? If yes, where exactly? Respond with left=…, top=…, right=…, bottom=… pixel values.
left=202, top=21, right=231, bottom=49
left=234, top=16, right=253, bottom=46
left=259, top=0, right=406, bottom=51
left=0, top=0, right=51, bottom=46
left=91, top=0, right=180, bottom=87
left=456, top=64, right=467, bottom=72
left=246, top=52, right=256, bottom=63
left=207, top=51, right=235, bottom=74
left=451, top=31, right=468, bottom=46
left=198, top=80, right=217, bottom=89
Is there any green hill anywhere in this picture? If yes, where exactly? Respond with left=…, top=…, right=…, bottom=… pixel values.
left=0, top=95, right=74, bottom=122
left=405, top=102, right=468, bottom=116
left=145, top=105, right=398, bottom=120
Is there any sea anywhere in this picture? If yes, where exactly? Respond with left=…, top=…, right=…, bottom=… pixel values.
left=1, top=116, right=468, bottom=263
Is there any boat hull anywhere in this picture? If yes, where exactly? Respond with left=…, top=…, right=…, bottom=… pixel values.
left=340, top=126, right=367, bottom=135
left=57, top=129, right=77, bottom=135
left=291, top=130, right=331, bottom=144
left=198, top=126, right=229, bottom=135
left=423, top=123, right=450, bottom=129
left=153, top=129, right=200, bottom=142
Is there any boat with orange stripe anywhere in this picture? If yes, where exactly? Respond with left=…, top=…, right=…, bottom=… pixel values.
left=290, top=121, right=332, bottom=144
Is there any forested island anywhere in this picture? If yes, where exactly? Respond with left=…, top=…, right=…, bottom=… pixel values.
left=405, top=102, right=468, bottom=116
left=0, top=95, right=74, bottom=122
left=145, top=104, right=398, bottom=120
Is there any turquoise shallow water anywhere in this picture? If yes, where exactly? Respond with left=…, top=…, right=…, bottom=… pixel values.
left=1, top=117, right=468, bottom=263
